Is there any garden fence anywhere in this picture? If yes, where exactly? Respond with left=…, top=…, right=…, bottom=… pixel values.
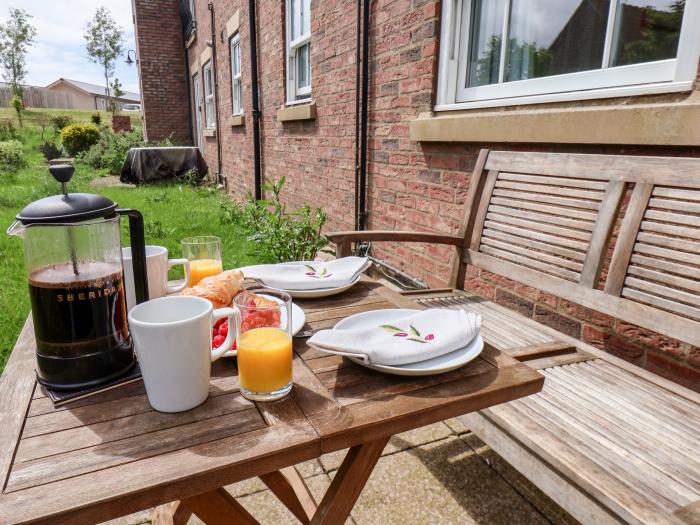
left=0, top=86, right=75, bottom=109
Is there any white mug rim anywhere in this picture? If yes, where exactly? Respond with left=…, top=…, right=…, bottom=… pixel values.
left=122, top=245, right=168, bottom=259
left=128, top=295, right=213, bottom=327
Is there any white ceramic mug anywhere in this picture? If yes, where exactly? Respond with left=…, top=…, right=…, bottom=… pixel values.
left=122, top=245, right=190, bottom=311
left=128, top=296, right=240, bottom=412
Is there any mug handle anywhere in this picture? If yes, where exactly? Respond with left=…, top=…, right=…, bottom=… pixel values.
left=166, top=258, right=191, bottom=293
left=211, top=306, right=240, bottom=361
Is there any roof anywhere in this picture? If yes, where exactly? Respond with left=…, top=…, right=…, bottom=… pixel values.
left=45, top=78, right=140, bottom=102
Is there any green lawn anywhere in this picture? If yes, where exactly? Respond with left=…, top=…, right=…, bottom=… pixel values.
left=0, top=108, right=259, bottom=370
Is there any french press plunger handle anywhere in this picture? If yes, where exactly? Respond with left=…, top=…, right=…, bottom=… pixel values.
left=116, top=208, right=150, bottom=304
left=49, top=164, right=74, bottom=196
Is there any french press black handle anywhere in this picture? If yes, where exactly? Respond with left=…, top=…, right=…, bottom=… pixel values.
left=116, top=208, right=150, bottom=304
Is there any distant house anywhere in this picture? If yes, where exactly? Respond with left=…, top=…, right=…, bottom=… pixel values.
left=45, top=78, right=140, bottom=111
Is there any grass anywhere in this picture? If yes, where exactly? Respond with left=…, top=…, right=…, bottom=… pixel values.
left=0, top=108, right=260, bottom=371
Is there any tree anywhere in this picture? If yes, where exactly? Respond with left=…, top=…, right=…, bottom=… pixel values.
left=109, top=77, right=124, bottom=115
left=84, top=7, right=125, bottom=116
left=0, top=8, right=37, bottom=98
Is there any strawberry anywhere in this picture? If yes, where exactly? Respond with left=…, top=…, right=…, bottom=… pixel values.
left=231, top=339, right=237, bottom=350
left=213, top=334, right=226, bottom=348
left=220, top=322, right=229, bottom=337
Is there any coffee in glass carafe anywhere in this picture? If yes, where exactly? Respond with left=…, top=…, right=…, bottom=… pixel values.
left=7, top=164, right=149, bottom=389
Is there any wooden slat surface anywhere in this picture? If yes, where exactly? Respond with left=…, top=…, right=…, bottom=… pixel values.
left=479, top=359, right=700, bottom=524
left=0, top=277, right=544, bottom=525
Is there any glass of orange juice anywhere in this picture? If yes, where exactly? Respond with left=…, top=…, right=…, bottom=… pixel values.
left=234, top=289, right=293, bottom=401
left=181, top=236, right=223, bottom=286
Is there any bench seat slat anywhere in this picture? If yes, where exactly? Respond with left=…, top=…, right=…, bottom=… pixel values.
left=633, top=245, right=700, bottom=268
left=645, top=210, right=700, bottom=228
left=542, top=376, right=700, bottom=490
left=483, top=220, right=589, bottom=251
left=649, top=198, right=700, bottom=214
left=627, top=266, right=700, bottom=294
left=640, top=220, right=700, bottom=241
left=486, top=212, right=592, bottom=241
left=624, top=277, right=700, bottom=308
left=635, top=232, right=700, bottom=255
left=652, top=187, right=700, bottom=202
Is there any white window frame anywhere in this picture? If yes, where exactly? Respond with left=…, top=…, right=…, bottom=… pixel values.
left=285, top=0, right=311, bottom=104
left=436, top=0, right=700, bottom=111
left=203, top=60, right=216, bottom=128
left=230, top=33, right=243, bottom=115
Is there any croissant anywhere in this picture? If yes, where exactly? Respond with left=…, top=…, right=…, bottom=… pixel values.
left=180, top=269, right=244, bottom=308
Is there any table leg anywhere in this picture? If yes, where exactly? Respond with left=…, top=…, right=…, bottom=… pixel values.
left=152, top=501, right=192, bottom=525
left=260, top=466, right=317, bottom=524
left=182, top=488, right=259, bottom=525
left=310, top=436, right=390, bottom=525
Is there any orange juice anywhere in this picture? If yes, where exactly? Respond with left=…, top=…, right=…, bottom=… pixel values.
left=237, top=327, right=292, bottom=393
left=189, top=258, right=223, bottom=286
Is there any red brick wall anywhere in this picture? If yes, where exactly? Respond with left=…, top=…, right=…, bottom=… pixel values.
left=143, top=0, right=700, bottom=391
left=132, top=0, right=191, bottom=142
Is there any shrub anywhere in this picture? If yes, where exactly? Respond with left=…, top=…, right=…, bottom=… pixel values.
left=90, top=113, right=102, bottom=125
left=221, top=177, right=328, bottom=262
left=38, top=141, right=62, bottom=161
left=0, top=119, right=16, bottom=140
left=0, top=140, right=27, bottom=177
left=50, top=114, right=74, bottom=133
left=82, top=127, right=144, bottom=173
left=61, top=123, right=100, bottom=156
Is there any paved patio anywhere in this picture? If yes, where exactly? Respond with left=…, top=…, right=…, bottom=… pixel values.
left=103, top=418, right=579, bottom=525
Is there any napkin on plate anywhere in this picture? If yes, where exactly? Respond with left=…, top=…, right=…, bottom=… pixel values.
left=307, top=309, right=481, bottom=366
left=241, top=257, right=370, bottom=290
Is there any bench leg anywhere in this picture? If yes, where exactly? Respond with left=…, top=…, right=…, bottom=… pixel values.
left=310, top=436, right=390, bottom=525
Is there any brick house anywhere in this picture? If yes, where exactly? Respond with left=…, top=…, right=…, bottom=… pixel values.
left=132, top=0, right=700, bottom=390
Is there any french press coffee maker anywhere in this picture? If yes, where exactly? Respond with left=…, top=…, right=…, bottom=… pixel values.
left=7, top=164, right=149, bottom=390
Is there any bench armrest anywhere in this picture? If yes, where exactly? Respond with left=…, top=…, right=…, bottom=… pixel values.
left=326, top=230, right=463, bottom=257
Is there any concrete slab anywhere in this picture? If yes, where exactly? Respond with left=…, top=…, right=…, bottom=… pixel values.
left=347, top=436, right=554, bottom=525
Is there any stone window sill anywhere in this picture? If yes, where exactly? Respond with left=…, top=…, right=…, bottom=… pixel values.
left=229, top=114, right=244, bottom=127
left=409, top=92, right=700, bottom=146
left=203, top=128, right=216, bottom=138
left=277, top=101, right=316, bottom=122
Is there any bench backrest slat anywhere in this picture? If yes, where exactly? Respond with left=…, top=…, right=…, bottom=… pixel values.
left=460, top=150, right=700, bottom=348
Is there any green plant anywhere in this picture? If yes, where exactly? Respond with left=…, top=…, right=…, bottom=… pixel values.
left=82, top=127, right=144, bottom=173
left=60, top=123, right=100, bottom=156
left=0, top=139, right=26, bottom=177
left=90, top=113, right=102, bottom=125
left=10, top=94, right=23, bottom=126
left=50, top=114, right=73, bottom=133
left=0, top=117, right=15, bottom=140
left=144, top=219, right=175, bottom=239
left=38, top=141, right=61, bottom=161
left=234, top=177, right=328, bottom=262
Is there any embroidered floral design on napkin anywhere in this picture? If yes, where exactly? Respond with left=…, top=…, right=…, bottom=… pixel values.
left=304, top=264, right=333, bottom=278
left=380, top=323, right=434, bottom=344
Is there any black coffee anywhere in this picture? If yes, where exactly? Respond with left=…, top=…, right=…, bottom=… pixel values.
left=28, top=262, right=131, bottom=358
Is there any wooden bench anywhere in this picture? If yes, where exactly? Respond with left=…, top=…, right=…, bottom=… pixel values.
left=327, top=149, right=700, bottom=525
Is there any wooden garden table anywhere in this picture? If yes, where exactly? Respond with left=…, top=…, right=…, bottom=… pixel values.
left=0, top=277, right=543, bottom=524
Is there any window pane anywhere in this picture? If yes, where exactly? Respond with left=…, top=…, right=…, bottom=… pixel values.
left=466, top=0, right=507, bottom=87
left=297, top=43, right=310, bottom=89
left=506, top=0, right=609, bottom=82
left=291, top=0, right=299, bottom=40
left=302, top=0, right=310, bottom=35
left=610, top=0, right=683, bottom=67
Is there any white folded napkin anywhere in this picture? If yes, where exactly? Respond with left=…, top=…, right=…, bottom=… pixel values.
left=241, top=257, right=370, bottom=290
left=307, top=309, right=481, bottom=366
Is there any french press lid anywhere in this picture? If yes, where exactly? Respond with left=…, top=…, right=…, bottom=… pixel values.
left=15, top=164, right=118, bottom=225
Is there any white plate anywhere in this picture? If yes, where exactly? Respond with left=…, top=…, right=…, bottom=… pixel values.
left=222, top=296, right=305, bottom=357
left=248, top=261, right=371, bottom=299
left=333, top=309, right=484, bottom=376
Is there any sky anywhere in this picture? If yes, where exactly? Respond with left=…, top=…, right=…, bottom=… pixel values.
left=0, top=0, right=140, bottom=94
